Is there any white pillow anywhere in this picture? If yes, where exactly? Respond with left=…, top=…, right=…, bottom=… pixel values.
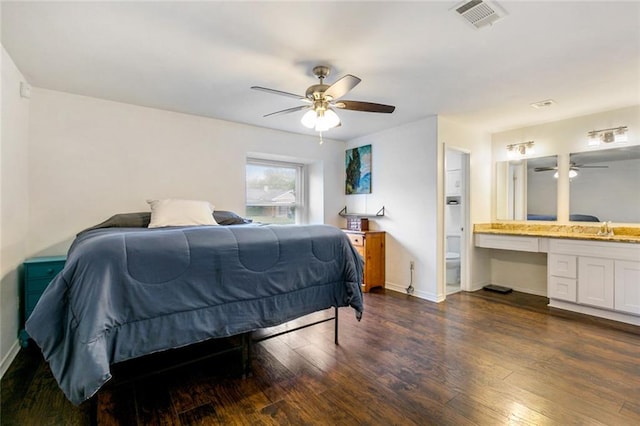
left=147, top=199, right=218, bottom=228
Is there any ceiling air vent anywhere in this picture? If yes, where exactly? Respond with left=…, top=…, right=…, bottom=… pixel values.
left=530, top=99, right=556, bottom=109
left=454, top=0, right=507, bottom=29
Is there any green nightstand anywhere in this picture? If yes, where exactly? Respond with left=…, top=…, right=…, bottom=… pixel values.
left=19, top=255, right=66, bottom=347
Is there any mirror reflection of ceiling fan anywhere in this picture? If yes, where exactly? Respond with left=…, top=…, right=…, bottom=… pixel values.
left=251, top=65, right=395, bottom=133
left=534, top=162, right=608, bottom=178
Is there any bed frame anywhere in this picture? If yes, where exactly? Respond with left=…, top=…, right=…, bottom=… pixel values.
left=101, top=306, right=340, bottom=393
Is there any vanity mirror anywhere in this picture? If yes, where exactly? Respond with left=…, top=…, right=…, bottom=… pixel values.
left=496, top=155, right=558, bottom=221
left=569, top=145, right=640, bottom=223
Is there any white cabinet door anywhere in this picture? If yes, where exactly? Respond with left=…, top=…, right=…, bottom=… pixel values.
left=578, top=257, right=614, bottom=309
left=446, top=170, right=461, bottom=196
left=614, top=260, right=640, bottom=315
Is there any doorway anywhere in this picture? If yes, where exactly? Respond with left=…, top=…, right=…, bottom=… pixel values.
left=444, top=147, right=470, bottom=295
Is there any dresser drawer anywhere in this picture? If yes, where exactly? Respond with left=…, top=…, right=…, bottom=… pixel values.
left=26, top=262, right=64, bottom=280
left=346, top=233, right=364, bottom=247
left=26, top=277, right=57, bottom=296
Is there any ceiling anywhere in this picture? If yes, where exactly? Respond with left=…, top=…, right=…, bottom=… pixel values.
left=2, top=1, right=639, bottom=141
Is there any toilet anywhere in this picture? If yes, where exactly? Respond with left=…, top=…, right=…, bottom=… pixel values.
left=446, top=235, right=461, bottom=285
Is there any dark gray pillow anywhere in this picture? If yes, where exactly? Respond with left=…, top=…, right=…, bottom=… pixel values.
left=78, top=210, right=250, bottom=235
left=213, top=210, right=252, bottom=225
left=79, top=212, right=151, bottom=234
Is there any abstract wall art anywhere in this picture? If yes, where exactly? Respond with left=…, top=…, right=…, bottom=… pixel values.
left=345, top=144, right=372, bottom=194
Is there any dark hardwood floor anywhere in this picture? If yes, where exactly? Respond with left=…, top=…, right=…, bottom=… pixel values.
left=2, top=289, right=639, bottom=425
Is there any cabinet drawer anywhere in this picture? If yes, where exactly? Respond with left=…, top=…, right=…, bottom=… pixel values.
left=548, top=276, right=577, bottom=302
left=475, top=234, right=540, bottom=252
left=26, top=262, right=64, bottom=280
left=26, top=277, right=56, bottom=296
left=346, top=233, right=364, bottom=247
left=549, top=254, right=576, bottom=279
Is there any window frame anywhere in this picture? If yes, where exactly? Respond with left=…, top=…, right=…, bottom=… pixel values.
left=245, top=158, right=306, bottom=225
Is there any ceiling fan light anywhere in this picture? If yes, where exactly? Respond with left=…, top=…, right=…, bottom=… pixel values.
left=324, top=109, right=341, bottom=128
left=315, top=121, right=330, bottom=132
left=314, top=109, right=341, bottom=132
left=553, top=169, right=578, bottom=179
left=301, top=110, right=317, bottom=129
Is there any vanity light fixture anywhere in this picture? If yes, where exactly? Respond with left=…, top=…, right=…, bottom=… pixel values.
left=587, top=126, right=628, bottom=146
left=506, top=141, right=535, bottom=158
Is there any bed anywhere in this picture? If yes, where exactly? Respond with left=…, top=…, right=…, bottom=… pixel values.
left=25, top=211, right=364, bottom=406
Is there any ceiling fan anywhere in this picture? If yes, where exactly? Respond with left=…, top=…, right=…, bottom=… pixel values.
left=251, top=65, right=395, bottom=133
left=534, top=162, right=608, bottom=178
left=534, top=162, right=609, bottom=172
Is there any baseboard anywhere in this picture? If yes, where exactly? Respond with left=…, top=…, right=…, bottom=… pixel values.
left=0, top=339, right=21, bottom=379
left=548, top=300, right=640, bottom=326
left=384, top=282, right=411, bottom=295
left=384, top=282, right=444, bottom=303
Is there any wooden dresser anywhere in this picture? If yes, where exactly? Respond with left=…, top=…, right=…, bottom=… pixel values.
left=343, top=230, right=385, bottom=292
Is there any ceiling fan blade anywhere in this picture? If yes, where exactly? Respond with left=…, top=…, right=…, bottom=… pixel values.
left=579, top=165, right=609, bottom=168
left=263, top=105, right=310, bottom=117
left=534, top=167, right=556, bottom=172
left=324, top=75, right=361, bottom=100
left=251, top=86, right=309, bottom=102
left=334, top=100, right=396, bottom=113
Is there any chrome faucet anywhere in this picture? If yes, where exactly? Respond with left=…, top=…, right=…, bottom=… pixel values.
left=597, top=221, right=614, bottom=237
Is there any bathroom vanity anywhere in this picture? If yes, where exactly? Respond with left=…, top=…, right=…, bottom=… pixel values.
left=474, top=224, right=640, bottom=325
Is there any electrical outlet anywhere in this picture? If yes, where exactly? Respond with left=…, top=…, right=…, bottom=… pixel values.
left=410, top=261, right=415, bottom=270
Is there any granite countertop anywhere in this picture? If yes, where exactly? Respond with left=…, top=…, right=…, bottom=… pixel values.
left=473, top=223, right=640, bottom=244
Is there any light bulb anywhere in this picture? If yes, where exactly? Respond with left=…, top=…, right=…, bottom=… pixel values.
left=587, top=132, right=600, bottom=146
left=526, top=143, right=535, bottom=155
left=323, top=109, right=341, bottom=129
left=301, top=110, right=317, bottom=129
left=614, top=128, right=628, bottom=143
left=569, top=169, right=578, bottom=178
left=314, top=109, right=340, bottom=132
left=553, top=171, right=559, bottom=179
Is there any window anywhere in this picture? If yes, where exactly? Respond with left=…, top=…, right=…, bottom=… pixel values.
left=245, top=159, right=304, bottom=224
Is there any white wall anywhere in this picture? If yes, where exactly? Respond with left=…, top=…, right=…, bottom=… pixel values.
left=347, top=117, right=440, bottom=301
left=345, top=115, right=492, bottom=301
left=1, top=47, right=31, bottom=376
left=28, top=88, right=346, bottom=256
left=488, top=105, right=640, bottom=296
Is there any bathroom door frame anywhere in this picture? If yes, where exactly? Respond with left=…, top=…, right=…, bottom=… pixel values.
left=443, top=146, right=471, bottom=296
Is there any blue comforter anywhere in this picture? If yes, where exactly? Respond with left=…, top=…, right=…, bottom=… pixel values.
left=26, top=224, right=364, bottom=405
